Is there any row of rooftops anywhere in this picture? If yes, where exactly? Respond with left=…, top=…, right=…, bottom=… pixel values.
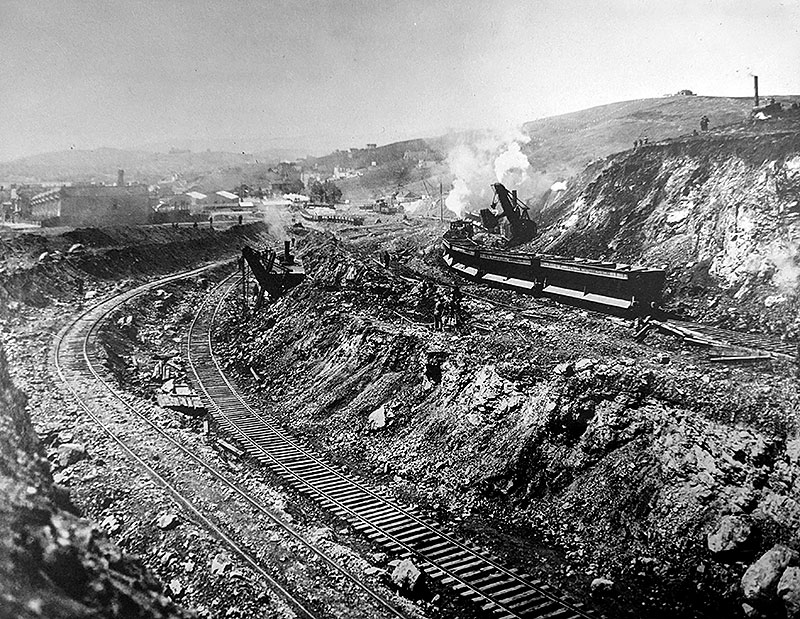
left=185, top=190, right=238, bottom=201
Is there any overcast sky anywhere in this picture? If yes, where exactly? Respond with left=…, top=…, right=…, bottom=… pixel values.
left=1, top=0, right=798, bottom=161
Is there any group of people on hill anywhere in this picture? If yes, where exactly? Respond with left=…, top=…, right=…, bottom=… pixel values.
left=416, top=280, right=464, bottom=332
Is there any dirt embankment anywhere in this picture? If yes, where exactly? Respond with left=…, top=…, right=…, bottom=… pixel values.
left=0, top=223, right=274, bottom=618
left=0, top=223, right=272, bottom=311
left=529, top=122, right=800, bottom=336
left=0, top=341, right=194, bottom=619
left=213, top=232, right=800, bottom=618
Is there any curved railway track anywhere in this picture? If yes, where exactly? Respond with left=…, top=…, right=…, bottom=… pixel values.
left=52, top=263, right=408, bottom=619
left=188, top=275, right=596, bottom=619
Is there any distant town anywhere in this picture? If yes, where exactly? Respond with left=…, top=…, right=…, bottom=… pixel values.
left=0, top=140, right=443, bottom=228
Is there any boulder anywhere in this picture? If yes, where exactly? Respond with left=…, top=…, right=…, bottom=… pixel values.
left=742, top=602, right=766, bottom=618
left=157, top=513, right=179, bottom=531
left=100, top=514, right=121, bottom=536
left=590, top=577, right=615, bottom=598
left=56, top=443, right=87, bottom=468
left=391, top=558, right=426, bottom=596
left=368, top=405, right=387, bottom=431
left=742, top=544, right=798, bottom=603
left=168, top=578, right=183, bottom=596
left=210, top=552, right=232, bottom=576
left=778, top=566, right=800, bottom=618
left=554, top=362, right=574, bottom=376
left=707, top=515, right=755, bottom=556
left=574, top=358, right=594, bottom=373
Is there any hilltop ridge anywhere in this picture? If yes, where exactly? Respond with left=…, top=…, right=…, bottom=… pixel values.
left=1, top=95, right=794, bottom=203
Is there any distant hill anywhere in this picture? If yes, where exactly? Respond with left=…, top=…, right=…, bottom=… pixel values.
left=4, top=95, right=795, bottom=201
left=0, top=147, right=283, bottom=185
left=519, top=96, right=764, bottom=187
left=330, top=96, right=775, bottom=205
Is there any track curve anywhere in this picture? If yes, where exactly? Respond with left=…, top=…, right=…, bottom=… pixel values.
left=188, top=274, right=596, bottom=619
left=53, top=263, right=407, bottom=619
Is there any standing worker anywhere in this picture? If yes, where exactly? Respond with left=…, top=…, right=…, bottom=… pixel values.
left=433, top=297, right=444, bottom=331
left=208, top=215, right=214, bottom=229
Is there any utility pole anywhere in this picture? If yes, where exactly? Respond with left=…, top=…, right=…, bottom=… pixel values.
left=439, top=180, right=443, bottom=223
left=241, top=256, right=248, bottom=317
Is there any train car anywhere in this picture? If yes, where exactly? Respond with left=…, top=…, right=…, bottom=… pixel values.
left=300, top=208, right=364, bottom=226
left=442, top=238, right=665, bottom=315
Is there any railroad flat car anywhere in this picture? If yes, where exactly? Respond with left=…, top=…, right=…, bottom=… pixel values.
left=442, top=238, right=665, bottom=315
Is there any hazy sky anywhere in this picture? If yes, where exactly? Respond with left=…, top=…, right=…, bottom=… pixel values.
left=1, top=0, right=799, bottom=161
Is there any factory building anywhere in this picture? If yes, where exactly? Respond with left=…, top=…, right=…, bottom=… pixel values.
left=29, top=170, right=150, bottom=226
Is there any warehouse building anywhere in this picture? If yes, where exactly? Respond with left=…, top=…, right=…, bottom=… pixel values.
left=29, top=170, right=150, bottom=226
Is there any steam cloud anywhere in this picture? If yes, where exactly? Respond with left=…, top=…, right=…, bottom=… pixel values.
left=741, top=238, right=800, bottom=297
left=443, top=129, right=533, bottom=218
left=260, top=202, right=291, bottom=240
left=766, top=240, right=800, bottom=295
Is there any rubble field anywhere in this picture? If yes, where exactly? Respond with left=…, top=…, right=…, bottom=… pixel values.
left=4, top=116, right=800, bottom=619
left=0, top=221, right=467, bottom=619
left=207, top=228, right=800, bottom=619
left=0, top=224, right=281, bottom=618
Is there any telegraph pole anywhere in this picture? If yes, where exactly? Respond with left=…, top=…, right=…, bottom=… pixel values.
left=439, top=180, right=443, bottom=223
left=241, top=256, right=248, bottom=317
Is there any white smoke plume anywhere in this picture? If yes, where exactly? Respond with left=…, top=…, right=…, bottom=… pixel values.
left=494, top=141, right=530, bottom=188
left=767, top=239, right=800, bottom=295
left=260, top=202, right=291, bottom=240
left=551, top=180, right=568, bottom=192
left=443, top=128, right=533, bottom=218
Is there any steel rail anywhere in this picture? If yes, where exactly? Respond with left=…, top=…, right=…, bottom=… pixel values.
left=85, top=272, right=409, bottom=618
left=189, top=274, right=595, bottom=619
left=51, top=262, right=353, bottom=619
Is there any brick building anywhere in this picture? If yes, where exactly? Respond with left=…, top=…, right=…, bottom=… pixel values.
left=30, top=183, right=150, bottom=226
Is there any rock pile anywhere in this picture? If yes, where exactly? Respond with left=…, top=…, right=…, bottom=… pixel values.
left=0, top=343, right=193, bottom=618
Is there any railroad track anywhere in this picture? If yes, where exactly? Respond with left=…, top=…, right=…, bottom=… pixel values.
left=188, top=275, right=596, bottom=619
left=667, top=319, right=797, bottom=360
left=52, top=263, right=407, bottom=619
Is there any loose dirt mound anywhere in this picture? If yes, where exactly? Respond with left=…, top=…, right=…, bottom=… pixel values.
left=0, top=223, right=272, bottom=313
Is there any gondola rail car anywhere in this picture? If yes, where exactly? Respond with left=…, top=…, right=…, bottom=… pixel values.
left=442, top=236, right=665, bottom=316
left=301, top=207, right=364, bottom=226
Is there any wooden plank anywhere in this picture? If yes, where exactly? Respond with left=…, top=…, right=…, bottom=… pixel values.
left=709, top=355, right=772, bottom=364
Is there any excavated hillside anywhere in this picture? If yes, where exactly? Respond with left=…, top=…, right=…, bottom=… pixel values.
left=0, top=223, right=272, bottom=313
left=528, top=117, right=800, bottom=335
left=0, top=337, right=194, bottom=619
left=214, top=230, right=800, bottom=619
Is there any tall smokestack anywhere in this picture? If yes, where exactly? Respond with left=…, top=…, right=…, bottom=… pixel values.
left=284, top=240, right=292, bottom=264
left=117, top=169, right=124, bottom=186
left=754, top=76, right=759, bottom=107
left=511, top=190, right=518, bottom=209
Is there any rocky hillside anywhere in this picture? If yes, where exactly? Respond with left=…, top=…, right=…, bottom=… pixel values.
left=527, top=116, right=800, bottom=335
left=212, top=231, right=800, bottom=619
left=0, top=341, right=194, bottom=619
